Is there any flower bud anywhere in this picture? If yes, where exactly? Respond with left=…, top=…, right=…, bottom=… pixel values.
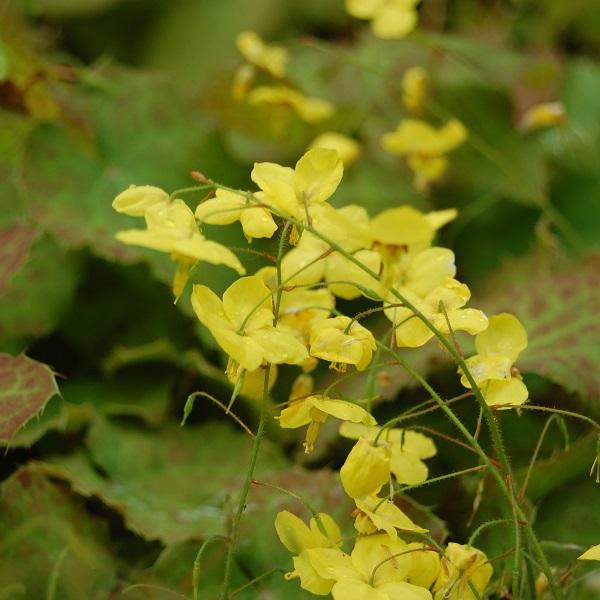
left=112, top=185, right=169, bottom=217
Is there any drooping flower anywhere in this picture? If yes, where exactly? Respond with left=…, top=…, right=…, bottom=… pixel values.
left=460, top=313, right=528, bottom=408
left=345, top=0, right=421, bottom=40
left=306, top=534, right=433, bottom=600
left=381, top=119, right=468, bottom=189
left=385, top=277, right=488, bottom=348
left=190, top=275, right=308, bottom=376
left=247, top=86, right=334, bottom=123
left=340, top=437, right=391, bottom=498
left=433, top=543, right=493, bottom=600
left=309, top=316, right=377, bottom=372
left=353, top=494, right=427, bottom=538
left=308, top=132, right=361, bottom=167
left=340, top=423, right=437, bottom=486
left=194, top=188, right=277, bottom=242
left=275, top=510, right=343, bottom=596
left=113, top=190, right=245, bottom=297
left=402, top=66, right=428, bottom=115
left=278, top=393, right=376, bottom=453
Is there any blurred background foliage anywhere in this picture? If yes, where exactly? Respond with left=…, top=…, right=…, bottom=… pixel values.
left=0, top=0, right=599, bottom=598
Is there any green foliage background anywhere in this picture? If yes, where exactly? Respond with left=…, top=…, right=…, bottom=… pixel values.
left=0, top=0, right=599, bottom=598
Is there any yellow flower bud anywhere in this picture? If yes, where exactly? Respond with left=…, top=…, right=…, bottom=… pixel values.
left=112, top=185, right=169, bottom=217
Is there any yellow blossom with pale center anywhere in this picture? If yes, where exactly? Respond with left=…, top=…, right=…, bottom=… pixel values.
left=306, top=534, right=433, bottom=600
left=381, top=119, right=468, bottom=188
left=247, top=85, right=334, bottom=123
left=345, top=0, right=420, bottom=40
left=275, top=510, right=342, bottom=596
left=309, top=316, right=377, bottom=371
left=113, top=191, right=246, bottom=297
left=278, top=394, right=376, bottom=453
left=340, top=422, right=436, bottom=485
left=433, top=543, right=493, bottom=600
left=190, top=275, right=308, bottom=374
left=308, top=132, right=361, bottom=167
left=460, top=313, right=529, bottom=408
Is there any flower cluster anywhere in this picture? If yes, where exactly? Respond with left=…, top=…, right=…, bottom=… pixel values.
left=113, top=142, right=529, bottom=599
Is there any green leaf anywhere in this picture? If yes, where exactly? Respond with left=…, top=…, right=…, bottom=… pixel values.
left=0, top=466, right=117, bottom=600
left=0, top=353, right=59, bottom=442
left=0, top=223, right=39, bottom=296
left=475, top=250, right=600, bottom=409
left=44, top=418, right=288, bottom=544
left=0, top=235, right=82, bottom=350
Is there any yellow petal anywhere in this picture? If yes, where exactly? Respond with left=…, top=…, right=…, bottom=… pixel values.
left=371, top=4, right=418, bottom=39
left=249, top=327, right=309, bottom=365
left=520, top=102, right=565, bottom=132
left=310, top=326, right=364, bottom=367
left=425, top=208, right=458, bottom=231
left=304, top=548, right=357, bottom=582
left=475, top=313, right=528, bottom=363
left=190, top=284, right=231, bottom=331
left=112, top=185, right=169, bottom=217
left=281, top=237, right=328, bottom=286
left=405, top=542, right=441, bottom=588
left=251, top=160, right=297, bottom=217
left=394, top=309, right=433, bottom=348
left=370, top=206, right=434, bottom=247
left=194, top=190, right=242, bottom=225
left=481, top=378, right=528, bottom=408
left=378, top=581, right=432, bottom=600
left=239, top=206, right=278, bottom=239
left=345, top=0, right=385, bottom=19
left=355, top=495, right=427, bottom=537
left=389, top=448, right=428, bottom=485
left=308, top=132, right=361, bottom=168
left=211, top=327, right=264, bottom=371
left=278, top=399, right=314, bottom=429
left=340, top=438, right=390, bottom=498
left=462, top=354, right=513, bottom=386
left=578, top=544, right=600, bottom=561
left=339, top=421, right=379, bottom=441
left=294, top=148, right=343, bottom=206
left=351, top=533, right=412, bottom=585
left=222, top=275, right=273, bottom=332
left=332, top=579, right=387, bottom=600
left=405, top=247, right=456, bottom=297
left=382, top=119, right=467, bottom=156
left=402, top=66, right=428, bottom=115
left=326, top=250, right=382, bottom=300
left=115, top=229, right=176, bottom=253
left=309, top=513, right=343, bottom=548
left=236, top=30, right=288, bottom=78
left=275, top=511, right=317, bottom=554
left=145, top=199, right=196, bottom=237
left=172, top=236, right=246, bottom=275
left=292, top=553, right=336, bottom=595
left=408, top=155, right=448, bottom=188
left=432, top=308, right=489, bottom=337
left=310, top=397, right=376, bottom=425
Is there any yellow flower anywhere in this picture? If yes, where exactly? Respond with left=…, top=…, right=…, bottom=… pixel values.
left=305, top=534, right=433, bottom=600
left=381, top=119, right=468, bottom=189
left=308, top=132, right=361, bottom=167
left=386, top=277, right=488, bottom=348
left=340, top=437, right=390, bottom=498
left=251, top=148, right=342, bottom=224
left=113, top=193, right=245, bottom=297
left=247, top=85, right=334, bottom=123
left=190, top=275, right=308, bottom=374
left=460, top=313, right=529, bottom=408
left=402, top=66, right=428, bottom=115
left=195, top=188, right=277, bottom=242
left=578, top=544, right=600, bottom=560
left=340, top=422, right=436, bottom=485
left=353, top=494, right=427, bottom=538
left=433, top=543, right=492, bottom=600
left=346, top=0, right=420, bottom=39
left=112, top=185, right=169, bottom=216
left=278, top=394, right=376, bottom=453
left=309, top=316, right=377, bottom=371
left=519, top=102, right=565, bottom=132
left=236, top=30, right=288, bottom=78
left=275, top=510, right=342, bottom=596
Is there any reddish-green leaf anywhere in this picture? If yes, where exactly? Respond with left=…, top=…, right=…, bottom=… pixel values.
left=0, top=353, right=59, bottom=442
